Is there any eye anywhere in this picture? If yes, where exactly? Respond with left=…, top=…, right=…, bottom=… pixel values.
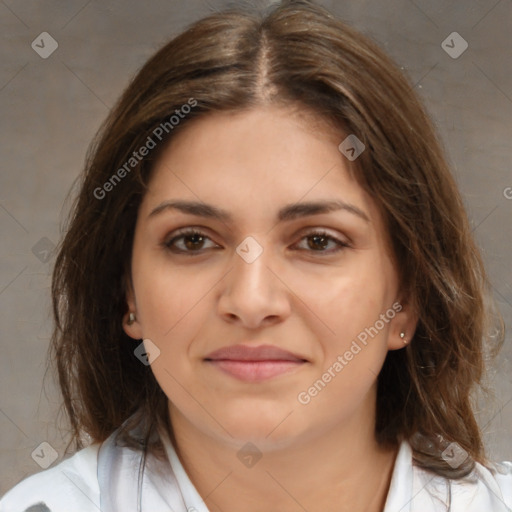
left=292, top=230, right=350, bottom=254
left=163, top=228, right=350, bottom=256
left=163, top=228, right=220, bottom=255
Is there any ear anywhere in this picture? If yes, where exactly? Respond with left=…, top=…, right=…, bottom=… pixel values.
left=122, top=273, right=143, bottom=340
left=387, top=297, right=418, bottom=351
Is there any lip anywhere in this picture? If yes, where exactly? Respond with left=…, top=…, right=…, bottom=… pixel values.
left=204, top=344, right=308, bottom=382
left=205, top=344, right=306, bottom=362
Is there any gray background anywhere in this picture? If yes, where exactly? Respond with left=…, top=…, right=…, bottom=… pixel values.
left=1, top=0, right=511, bottom=495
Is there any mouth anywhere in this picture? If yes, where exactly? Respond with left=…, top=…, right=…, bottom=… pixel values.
left=204, top=344, right=308, bottom=382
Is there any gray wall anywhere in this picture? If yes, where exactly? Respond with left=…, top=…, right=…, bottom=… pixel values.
left=1, top=0, right=511, bottom=495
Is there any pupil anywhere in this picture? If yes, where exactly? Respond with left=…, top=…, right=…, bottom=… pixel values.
left=186, top=234, right=203, bottom=249
left=309, top=235, right=327, bottom=250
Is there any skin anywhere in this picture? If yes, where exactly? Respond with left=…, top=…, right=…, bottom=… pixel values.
left=124, top=106, right=418, bottom=512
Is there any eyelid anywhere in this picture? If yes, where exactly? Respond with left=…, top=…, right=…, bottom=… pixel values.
left=163, top=226, right=351, bottom=256
left=290, top=228, right=351, bottom=254
left=294, top=226, right=351, bottom=244
left=163, top=227, right=221, bottom=252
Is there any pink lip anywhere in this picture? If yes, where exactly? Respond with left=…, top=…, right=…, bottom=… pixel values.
left=204, top=344, right=307, bottom=382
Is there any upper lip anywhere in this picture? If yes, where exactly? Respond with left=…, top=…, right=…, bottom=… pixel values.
left=204, top=344, right=307, bottom=362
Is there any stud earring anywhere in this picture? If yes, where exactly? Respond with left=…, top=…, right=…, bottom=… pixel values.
left=127, top=312, right=136, bottom=325
left=400, top=332, right=407, bottom=344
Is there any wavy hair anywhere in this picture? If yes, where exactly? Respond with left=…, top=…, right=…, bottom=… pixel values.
left=49, top=0, right=504, bottom=479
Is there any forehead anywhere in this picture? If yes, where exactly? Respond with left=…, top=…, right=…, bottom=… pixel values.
left=140, top=106, right=377, bottom=222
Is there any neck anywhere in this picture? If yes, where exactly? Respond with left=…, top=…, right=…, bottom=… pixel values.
left=166, top=401, right=398, bottom=512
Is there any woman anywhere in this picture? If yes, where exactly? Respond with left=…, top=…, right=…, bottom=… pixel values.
left=1, top=1, right=510, bottom=511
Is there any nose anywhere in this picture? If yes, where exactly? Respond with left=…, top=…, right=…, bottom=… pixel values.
left=216, top=241, right=292, bottom=329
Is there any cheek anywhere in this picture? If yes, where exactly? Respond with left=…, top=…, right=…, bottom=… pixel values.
left=133, top=249, right=218, bottom=338
left=134, top=263, right=213, bottom=399
left=288, top=257, right=390, bottom=340
left=292, top=273, right=390, bottom=421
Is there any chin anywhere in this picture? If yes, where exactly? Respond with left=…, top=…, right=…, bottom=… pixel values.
left=214, top=406, right=305, bottom=448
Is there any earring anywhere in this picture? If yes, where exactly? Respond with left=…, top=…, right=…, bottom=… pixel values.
left=400, top=332, right=407, bottom=344
left=127, top=312, right=136, bottom=325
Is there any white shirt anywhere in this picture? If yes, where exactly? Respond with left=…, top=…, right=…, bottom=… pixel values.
left=1, top=429, right=511, bottom=512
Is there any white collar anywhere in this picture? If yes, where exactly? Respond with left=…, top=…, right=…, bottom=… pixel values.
left=158, top=423, right=212, bottom=512
left=161, top=431, right=416, bottom=512
left=383, top=440, right=414, bottom=511
left=161, top=431, right=512, bottom=512
left=96, top=419, right=511, bottom=512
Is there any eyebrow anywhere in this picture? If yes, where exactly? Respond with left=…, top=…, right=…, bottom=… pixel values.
left=148, top=199, right=370, bottom=223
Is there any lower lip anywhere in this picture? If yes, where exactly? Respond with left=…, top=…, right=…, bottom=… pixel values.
left=207, top=360, right=305, bottom=382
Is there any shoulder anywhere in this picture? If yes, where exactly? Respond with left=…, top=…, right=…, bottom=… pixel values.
left=485, top=460, right=512, bottom=508
left=454, top=459, right=512, bottom=509
left=0, top=443, right=100, bottom=512
left=414, top=457, right=512, bottom=511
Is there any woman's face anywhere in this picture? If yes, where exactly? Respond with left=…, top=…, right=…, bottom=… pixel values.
left=124, top=106, right=416, bottom=450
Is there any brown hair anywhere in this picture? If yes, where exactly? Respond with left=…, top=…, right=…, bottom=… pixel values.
left=49, top=0, right=504, bottom=479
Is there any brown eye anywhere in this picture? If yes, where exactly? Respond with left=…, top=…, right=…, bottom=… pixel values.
left=182, top=233, right=206, bottom=250
left=307, top=234, right=330, bottom=251
left=164, top=229, right=219, bottom=254
left=294, top=230, right=350, bottom=254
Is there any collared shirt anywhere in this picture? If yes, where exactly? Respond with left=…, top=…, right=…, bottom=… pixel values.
left=1, top=427, right=511, bottom=512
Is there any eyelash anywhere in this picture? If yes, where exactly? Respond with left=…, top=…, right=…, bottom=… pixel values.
left=163, top=228, right=350, bottom=256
